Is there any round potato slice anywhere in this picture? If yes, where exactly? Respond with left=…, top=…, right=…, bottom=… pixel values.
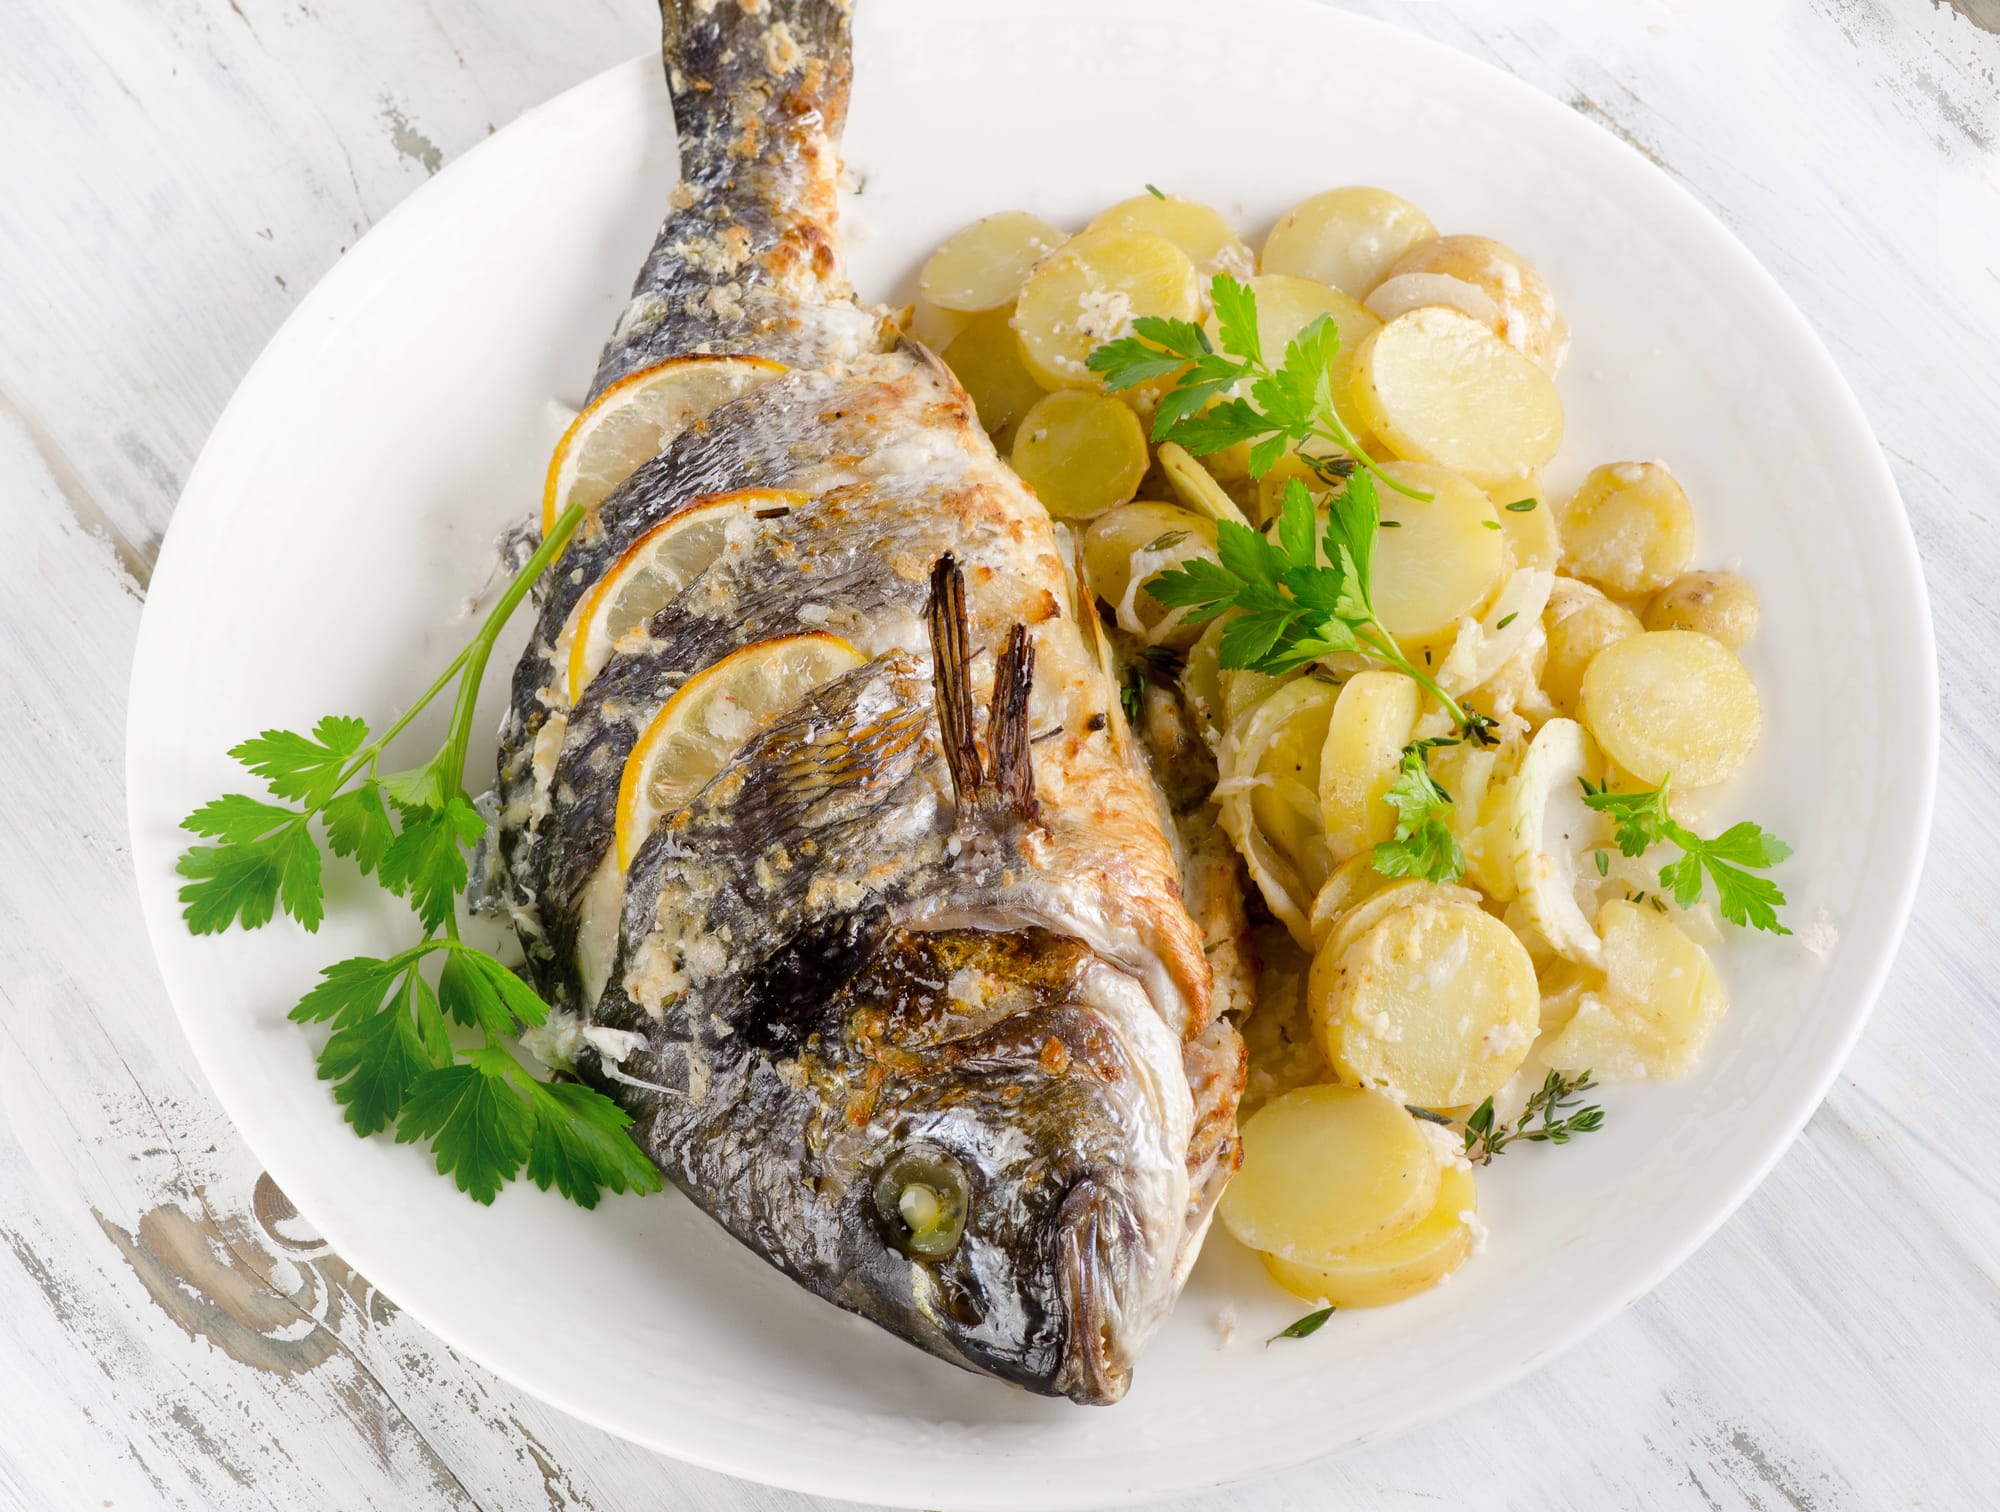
left=1369, top=462, right=1508, bottom=643
left=908, top=296, right=971, bottom=352
left=1081, top=501, right=1220, bottom=645
left=1218, top=1085, right=1441, bottom=1263
left=1541, top=899, right=1729, bottom=1082
left=1010, top=390, right=1149, bottom=519
left=1314, top=879, right=1484, bottom=975
left=920, top=211, right=1066, bottom=313
left=1386, top=234, right=1569, bottom=374
left=941, top=308, right=1046, bottom=451
left=1262, top=1164, right=1479, bottom=1308
left=1318, top=902, right=1541, bottom=1108
left=1308, top=851, right=1395, bottom=949
left=1542, top=576, right=1642, bottom=716
left=1259, top=187, right=1436, bottom=299
left=1088, top=193, right=1252, bottom=277
left=1558, top=462, right=1697, bottom=597
left=1351, top=308, right=1564, bottom=489
left=1646, top=570, right=1761, bottom=650
left=1492, top=485, right=1560, bottom=574
left=1013, top=228, right=1201, bottom=391
left=1579, top=630, right=1763, bottom=788
left=1318, top=669, right=1423, bottom=862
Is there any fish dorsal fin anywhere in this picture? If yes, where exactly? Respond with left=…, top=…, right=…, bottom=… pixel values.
left=988, top=623, right=1041, bottom=826
left=927, top=555, right=985, bottom=808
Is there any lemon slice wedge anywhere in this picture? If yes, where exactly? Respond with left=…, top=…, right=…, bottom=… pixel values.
left=614, top=634, right=866, bottom=869
left=559, top=489, right=809, bottom=704
left=542, top=355, right=787, bottom=534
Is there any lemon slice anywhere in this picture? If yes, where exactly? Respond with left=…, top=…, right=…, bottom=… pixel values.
left=559, top=489, right=808, bottom=703
left=614, top=633, right=865, bottom=868
left=541, top=355, right=787, bottom=534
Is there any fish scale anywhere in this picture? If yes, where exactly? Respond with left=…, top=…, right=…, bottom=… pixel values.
left=494, top=0, right=1245, bottom=1404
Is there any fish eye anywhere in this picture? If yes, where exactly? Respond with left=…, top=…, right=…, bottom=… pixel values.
left=873, top=1149, right=969, bottom=1260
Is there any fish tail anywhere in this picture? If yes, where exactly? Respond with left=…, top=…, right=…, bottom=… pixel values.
left=593, top=0, right=859, bottom=393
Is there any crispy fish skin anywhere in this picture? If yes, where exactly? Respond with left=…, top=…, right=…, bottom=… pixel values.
left=495, top=0, right=1245, bottom=1404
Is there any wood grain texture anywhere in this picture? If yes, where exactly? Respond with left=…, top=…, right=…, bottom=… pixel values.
left=1, top=0, right=1996, bottom=1508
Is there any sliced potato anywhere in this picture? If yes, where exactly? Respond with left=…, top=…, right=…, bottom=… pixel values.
left=1369, top=462, right=1509, bottom=643
left=1351, top=308, right=1564, bottom=489
left=941, top=308, right=1046, bottom=450
left=1579, top=630, right=1762, bottom=788
left=1088, top=193, right=1252, bottom=277
left=1081, top=501, right=1219, bottom=645
left=1542, top=576, right=1642, bottom=716
left=1261, top=1164, right=1478, bottom=1308
left=1542, top=899, right=1728, bottom=1081
left=1314, top=902, right=1540, bottom=1108
left=1318, top=670, right=1423, bottom=863
left=1499, top=717, right=1612, bottom=968
left=1157, top=441, right=1255, bottom=530
left=920, top=211, right=1066, bottom=313
left=1492, top=486, right=1561, bottom=574
left=1386, top=234, right=1569, bottom=374
left=908, top=297, right=972, bottom=352
left=1558, top=462, right=1697, bottom=597
left=1461, top=733, right=1529, bottom=902
left=1010, top=390, right=1149, bottom=520
left=1013, top=228, right=1201, bottom=391
left=1315, top=878, right=1484, bottom=974
left=1646, top=570, right=1761, bottom=650
left=1218, top=1085, right=1441, bottom=1263
left=1364, top=271, right=1502, bottom=331
left=1259, top=188, right=1436, bottom=299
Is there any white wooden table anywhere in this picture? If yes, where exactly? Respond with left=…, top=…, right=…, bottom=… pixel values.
left=3, top=1, right=1996, bottom=1507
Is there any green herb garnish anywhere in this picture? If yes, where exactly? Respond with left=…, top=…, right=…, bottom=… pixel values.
left=1144, top=472, right=1496, bottom=741
left=175, top=503, right=664, bottom=1208
left=1372, top=737, right=1466, bottom=884
left=1580, top=775, right=1792, bottom=934
left=1503, top=498, right=1538, bottom=512
left=1269, top=1305, right=1336, bottom=1342
left=1463, top=1071, right=1605, bottom=1163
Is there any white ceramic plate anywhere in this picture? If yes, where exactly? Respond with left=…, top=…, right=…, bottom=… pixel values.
left=128, top=1, right=1936, bottom=1504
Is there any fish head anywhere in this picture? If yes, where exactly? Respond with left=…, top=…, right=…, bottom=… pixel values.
left=828, top=925, right=1193, bottom=1405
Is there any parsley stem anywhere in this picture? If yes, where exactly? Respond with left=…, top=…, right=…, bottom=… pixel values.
left=1352, top=623, right=1476, bottom=733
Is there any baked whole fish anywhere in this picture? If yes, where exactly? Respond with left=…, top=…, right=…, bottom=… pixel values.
left=496, top=0, right=1247, bottom=1404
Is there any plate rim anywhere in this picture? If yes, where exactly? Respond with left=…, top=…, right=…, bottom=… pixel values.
left=126, top=1, right=1939, bottom=1503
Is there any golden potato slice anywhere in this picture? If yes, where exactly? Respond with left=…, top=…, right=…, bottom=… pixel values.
left=1558, top=462, right=1697, bottom=597
left=1386, top=234, right=1569, bottom=374
left=1646, top=570, right=1761, bottom=650
left=1088, top=193, right=1252, bottom=277
left=1492, top=484, right=1560, bottom=574
left=1218, top=1085, right=1441, bottom=1263
left=1318, top=670, right=1423, bottom=862
left=1369, top=462, right=1509, bottom=643
left=1542, top=576, right=1642, bottom=716
left=1579, top=630, right=1763, bottom=788
left=1081, top=501, right=1219, bottom=645
left=921, top=211, right=1066, bottom=313
left=1259, top=187, right=1436, bottom=299
left=1541, top=899, right=1728, bottom=1081
left=1262, top=1164, right=1479, bottom=1308
left=1010, top=390, right=1149, bottom=520
left=908, top=296, right=971, bottom=352
left=941, top=308, right=1046, bottom=450
left=1013, top=228, right=1201, bottom=391
left=1314, top=879, right=1484, bottom=975
left=1351, top=309, right=1564, bottom=489
left=1315, top=902, right=1540, bottom=1107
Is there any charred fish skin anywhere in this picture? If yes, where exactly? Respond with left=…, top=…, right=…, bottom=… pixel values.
left=494, top=0, right=1248, bottom=1405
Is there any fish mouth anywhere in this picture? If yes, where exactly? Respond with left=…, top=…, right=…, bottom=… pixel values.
left=1053, top=1179, right=1138, bottom=1405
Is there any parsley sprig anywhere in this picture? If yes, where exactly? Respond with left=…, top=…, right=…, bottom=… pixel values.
left=1580, top=775, right=1792, bottom=935
left=176, top=503, right=664, bottom=1208
left=1372, top=737, right=1466, bottom=884
left=1463, top=1070, right=1605, bottom=1163
left=1145, top=472, right=1496, bottom=741
left=1087, top=272, right=1423, bottom=500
